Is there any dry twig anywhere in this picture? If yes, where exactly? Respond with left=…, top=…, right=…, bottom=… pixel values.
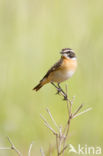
left=28, top=142, right=34, bottom=156
left=0, top=84, right=92, bottom=156
left=40, top=84, right=92, bottom=156
left=7, top=137, right=22, bottom=156
left=0, top=137, right=34, bottom=156
left=40, top=147, right=45, bottom=156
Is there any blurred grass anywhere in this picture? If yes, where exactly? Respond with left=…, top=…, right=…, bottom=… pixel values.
left=0, top=0, right=103, bottom=155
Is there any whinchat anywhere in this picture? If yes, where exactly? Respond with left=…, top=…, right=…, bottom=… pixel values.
left=33, top=48, right=77, bottom=91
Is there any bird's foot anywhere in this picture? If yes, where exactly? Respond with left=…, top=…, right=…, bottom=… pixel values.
left=63, top=95, right=68, bottom=100
left=56, top=88, right=62, bottom=95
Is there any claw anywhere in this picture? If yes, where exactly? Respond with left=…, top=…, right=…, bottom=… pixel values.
left=63, top=95, right=68, bottom=100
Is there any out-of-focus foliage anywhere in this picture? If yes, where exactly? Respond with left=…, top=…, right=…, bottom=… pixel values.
left=0, top=0, right=103, bottom=155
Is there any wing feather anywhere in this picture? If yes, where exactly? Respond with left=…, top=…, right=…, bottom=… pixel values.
left=41, top=58, right=62, bottom=81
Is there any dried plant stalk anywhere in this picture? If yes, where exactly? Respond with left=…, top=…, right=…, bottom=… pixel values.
left=40, top=84, right=92, bottom=155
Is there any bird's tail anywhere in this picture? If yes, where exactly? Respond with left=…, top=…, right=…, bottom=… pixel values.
left=33, top=78, right=48, bottom=91
left=33, top=82, right=43, bottom=91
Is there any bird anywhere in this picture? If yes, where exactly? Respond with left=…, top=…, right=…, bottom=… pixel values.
left=33, top=48, right=77, bottom=92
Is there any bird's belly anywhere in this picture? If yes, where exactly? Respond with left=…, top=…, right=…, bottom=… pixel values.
left=51, top=70, right=75, bottom=83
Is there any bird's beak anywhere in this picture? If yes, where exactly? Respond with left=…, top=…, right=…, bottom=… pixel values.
left=60, top=51, right=64, bottom=54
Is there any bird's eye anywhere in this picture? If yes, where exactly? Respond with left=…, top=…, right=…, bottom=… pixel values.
left=67, top=51, right=70, bottom=54
left=68, top=52, right=75, bottom=58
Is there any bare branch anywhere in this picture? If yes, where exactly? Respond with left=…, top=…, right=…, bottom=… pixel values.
left=72, top=107, right=92, bottom=119
left=72, top=104, right=84, bottom=118
left=7, top=137, right=22, bottom=156
left=56, top=135, right=59, bottom=156
left=71, top=96, right=76, bottom=104
left=46, top=108, right=59, bottom=131
left=28, top=142, right=34, bottom=156
left=0, top=147, right=11, bottom=150
left=59, top=144, right=69, bottom=155
left=40, top=114, right=57, bottom=135
left=41, top=82, right=92, bottom=156
left=0, top=83, right=92, bottom=156
left=40, top=147, right=45, bottom=156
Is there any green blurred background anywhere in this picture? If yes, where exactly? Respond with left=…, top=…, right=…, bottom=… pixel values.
left=0, top=0, right=103, bottom=155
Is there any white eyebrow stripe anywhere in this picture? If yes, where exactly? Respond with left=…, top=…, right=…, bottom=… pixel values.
left=63, top=49, right=74, bottom=53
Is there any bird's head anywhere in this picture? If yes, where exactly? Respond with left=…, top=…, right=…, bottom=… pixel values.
left=60, top=48, right=76, bottom=60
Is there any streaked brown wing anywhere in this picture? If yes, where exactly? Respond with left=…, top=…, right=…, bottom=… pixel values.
left=41, top=58, right=62, bottom=81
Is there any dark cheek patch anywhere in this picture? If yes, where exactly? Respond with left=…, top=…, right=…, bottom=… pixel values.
left=68, top=54, right=73, bottom=58
left=70, top=53, right=75, bottom=58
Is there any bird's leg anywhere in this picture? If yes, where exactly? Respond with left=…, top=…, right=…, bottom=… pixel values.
left=57, top=83, right=63, bottom=93
left=51, top=82, right=61, bottom=94
left=51, top=82, right=68, bottom=100
left=56, top=83, right=63, bottom=94
left=58, top=83, right=68, bottom=100
left=51, top=82, right=58, bottom=89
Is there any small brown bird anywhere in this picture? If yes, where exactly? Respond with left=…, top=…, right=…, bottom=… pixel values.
left=33, top=48, right=77, bottom=91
